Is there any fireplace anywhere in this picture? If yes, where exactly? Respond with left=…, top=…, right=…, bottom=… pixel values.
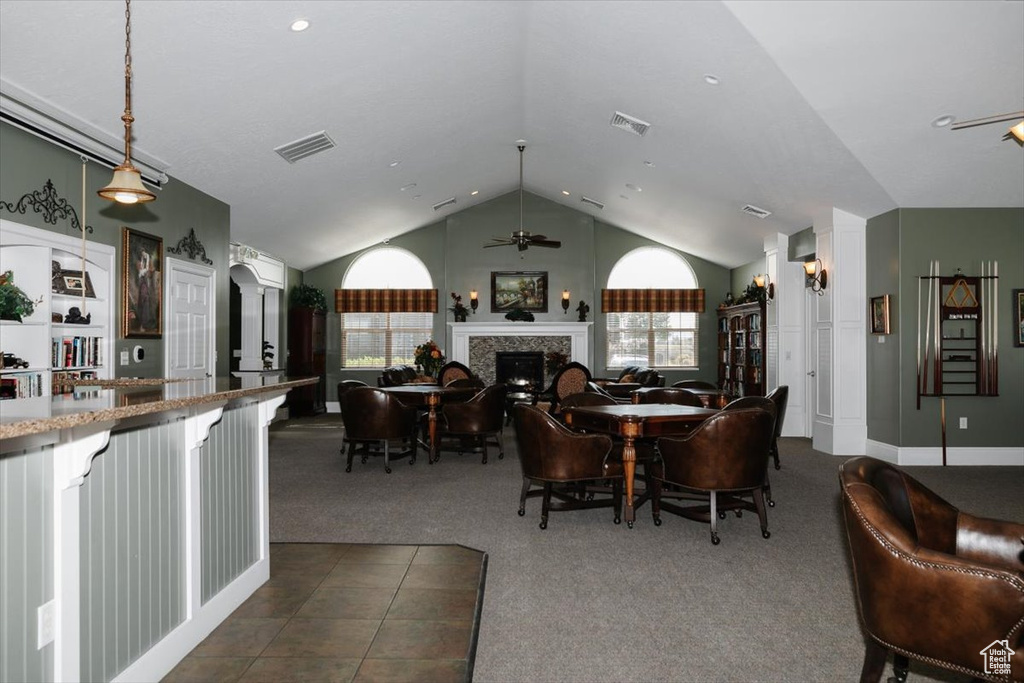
left=495, top=351, right=544, bottom=390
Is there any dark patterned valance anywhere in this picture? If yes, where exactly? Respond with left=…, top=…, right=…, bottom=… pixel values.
left=335, top=288, right=438, bottom=313
left=601, top=288, right=705, bottom=313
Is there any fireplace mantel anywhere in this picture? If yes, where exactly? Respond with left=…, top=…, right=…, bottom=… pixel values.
left=447, top=322, right=592, bottom=366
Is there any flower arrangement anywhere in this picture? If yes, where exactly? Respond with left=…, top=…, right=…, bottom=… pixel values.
left=545, top=350, right=568, bottom=375
left=449, top=292, right=469, bottom=322
left=413, top=339, right=445, bottom=377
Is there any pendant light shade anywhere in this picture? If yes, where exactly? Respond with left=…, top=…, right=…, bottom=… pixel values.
left=99, top=0, right=156, bottom=204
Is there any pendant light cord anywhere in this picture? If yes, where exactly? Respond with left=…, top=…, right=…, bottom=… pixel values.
left=81, top=157, right=88, bottom=315
left=518, top=144, right=524, bottom=231
left=120, top=0, right=134, bottom=165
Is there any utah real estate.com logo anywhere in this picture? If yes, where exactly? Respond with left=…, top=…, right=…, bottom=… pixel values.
left=980, top=639, right=1015, bottom=677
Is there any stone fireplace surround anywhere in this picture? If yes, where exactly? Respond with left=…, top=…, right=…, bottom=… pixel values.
left=447, top=322, right=592, bottom=387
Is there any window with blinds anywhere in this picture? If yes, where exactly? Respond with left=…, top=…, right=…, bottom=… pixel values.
left=339, top=247, right=433, bottom=369
left=605, top=247, right=700, bottom=369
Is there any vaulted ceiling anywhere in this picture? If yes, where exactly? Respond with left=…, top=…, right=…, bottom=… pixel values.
left=1, top=1, right=1021, bottom=270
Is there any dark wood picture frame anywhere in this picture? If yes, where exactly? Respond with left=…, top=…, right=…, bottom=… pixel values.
left=870, top=295, right=891, bottom=335
left=490, top=271, right=548, bottom=313
left=1013, top=289, right=1023, bottom=347
left=121, top=227, right=163, bottom=338
left=54, top=268, right=96, bottom=298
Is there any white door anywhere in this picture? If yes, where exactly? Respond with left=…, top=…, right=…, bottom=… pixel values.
left=166, top=258, right=216, bottom=379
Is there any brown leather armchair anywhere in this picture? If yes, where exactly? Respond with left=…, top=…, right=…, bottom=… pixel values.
left=340, top=387, right=418, bottom=474
left=538, top=362, right=592, bottom=415
left=513, top=404, right=623, bottom=529
left=653, top=407, right=775, bottom=544
left=378, top=364, right=421, bottom=387
left=840, top=457, right=1024, bottom=683
left=438, top=361, right=478, bottom=387
left=633, top=387, right=704, bottom=407
left=672, top=379, right=717, bottom=390
left=765, top=385, right=788, bottom=471
left=438, top=384, right=507, bottom=463
left=337, top=379, right=368, bottom=404
left=722, top=396, right=778, bottom=507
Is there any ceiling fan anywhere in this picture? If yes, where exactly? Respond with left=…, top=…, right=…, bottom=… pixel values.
left=484, top=142, right=562, bottom=252
left=950, top=111, right=1024, bottom=146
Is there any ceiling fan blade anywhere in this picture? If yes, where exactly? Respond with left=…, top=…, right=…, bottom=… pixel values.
left=530, top=239, right=561, bottom=248
left=528, top=234, right=547, bottom=241
left=483, top=242, right=512, bottom=248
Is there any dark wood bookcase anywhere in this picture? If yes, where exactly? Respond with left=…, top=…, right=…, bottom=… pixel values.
left=287, top=306, right=326, bottom=416
left=716, top=301, right=766, bottom=397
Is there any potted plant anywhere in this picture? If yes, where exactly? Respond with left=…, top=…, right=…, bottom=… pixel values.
left=0, top=270, right=41, bottom=322
left=290, top=283, right=328, bottom=312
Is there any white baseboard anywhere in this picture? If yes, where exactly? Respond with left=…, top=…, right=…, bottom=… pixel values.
left=865, top=442, right=1023, bottom=467
left=112, top=559, right=270, bottom=683
left=327, top=401, right=340, bottom=414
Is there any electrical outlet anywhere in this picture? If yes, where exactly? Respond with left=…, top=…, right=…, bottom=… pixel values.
left=37, top=600, right=54, bottom=649
left=959, top=417, right=968, bottom=429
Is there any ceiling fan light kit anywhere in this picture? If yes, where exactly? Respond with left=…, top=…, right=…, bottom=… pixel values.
left=949, top=110, right=1024, bottom=147
left=483, top=143, right=562, bottom=253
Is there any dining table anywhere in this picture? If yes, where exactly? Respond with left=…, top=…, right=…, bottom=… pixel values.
left=379, top=384, right=479, bottom=463
left=631, top=386, right=735, bottom=409
left=563, top=403, right=718, bottom=527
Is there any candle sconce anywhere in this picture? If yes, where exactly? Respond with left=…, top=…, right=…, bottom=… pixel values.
left=469, top=290, right=479, bottom=313
left=562, top=289, right=571, bottom=314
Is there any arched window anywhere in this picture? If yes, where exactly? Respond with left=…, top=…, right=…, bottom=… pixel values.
left=340, top=247, right=433, bottom=368
left=605, top=247, right=699, bottom=368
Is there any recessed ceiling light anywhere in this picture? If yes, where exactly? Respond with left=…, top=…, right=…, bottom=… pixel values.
left=290, top=19, right=310, bottom=32
left=932, top=115, right=955, bottom=128
left=470, top=190, right=479, bottom=196
left=400, top=183, right=417, bottom=191
left=561, top=190, right=570, bottom=196
left=620, top=194, right=629, bottom=200
left=625, top=184, right=642, bottom=192
left=412, top=195, right=421, bottom=200
left=703, top=74, right=721, bottom=86
left=389, top=160, right=401, bottom=168
left=643, top=160, right=655, bottom=168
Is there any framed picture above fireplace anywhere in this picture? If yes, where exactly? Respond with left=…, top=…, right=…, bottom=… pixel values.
left=491, top=271, right=548, bottom=313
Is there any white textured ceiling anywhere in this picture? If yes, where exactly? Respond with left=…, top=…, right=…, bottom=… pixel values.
left=1, top=0, right=1021, bottom=270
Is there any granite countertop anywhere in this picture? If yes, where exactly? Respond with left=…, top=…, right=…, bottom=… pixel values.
left=0, top=376, right=318, bottom=440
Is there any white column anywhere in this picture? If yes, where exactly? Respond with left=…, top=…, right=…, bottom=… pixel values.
left=811, top=208, right=867, bottom=455
left=238, top=284, right=265, bottom=371
left=765, top=234, right=809, bottom=437
left=262, top=289, right=281, bottom=370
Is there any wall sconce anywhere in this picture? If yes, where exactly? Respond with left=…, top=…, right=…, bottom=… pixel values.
left=469, top=290, right=479, bottom=313
left=562, top=289, right=571, bottom=314
left=804, top=259, right=828, bottom=295
left=752, top=274, right=774, bottom=302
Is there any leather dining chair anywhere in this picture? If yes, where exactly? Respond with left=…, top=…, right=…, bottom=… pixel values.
left=584, top=381, right=628, bottom=404
left=653, top=407, right=775, bottom=545
left=337, top=379, right=369, bottom=405
left=633, top=387, right=704, bottom=407
left=839, top=456, right=1024, bottom=683
left=513, top=404, right=623, bottom=529
left=438, top=360, right=477, bottom=387
left=765, top=385, right=789, bottom=471
left=540, top=361, right=593, bottom=415
left=339, top=387, right=418, bottom=474
left=438, top=384, right=508, bottom=463
left=722, top=396, right=778, bottom=507
left=672, top=379, right=717, bottom=390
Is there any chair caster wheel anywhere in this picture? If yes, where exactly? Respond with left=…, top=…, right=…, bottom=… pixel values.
left=711, top=533, right=721, bottom=545
left=768, top=500, right=775, bottom=508
left=498, top=453, right=504, bottom=459
left=734, top=510, right=743, bottom=518
left=762, top=530, right=771, bottom=539
left=539, top=519, right=548, bottom=530
left=361, top=457, right=368, bottom=464
left=653, top=517, right=662, bottom=527
left=627, top=520, right=634, bottom=529
left=345, top=465, right=352, bottom=473
left=774, top=463, right=781, bottom=471
left=482, top=457, right=488, bottom=464
left=385, top=467, right=392, bottom=474
left=517, top=508, right=525, bottom=517
left=409, top=458, right=416, bottom=465
left=614, top=516, right=621, bottom=525
left=718, top=511, right=727, bottom=519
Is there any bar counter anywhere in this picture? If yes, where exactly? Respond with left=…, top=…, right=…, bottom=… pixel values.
left=0, top=376, right=316, bottom=683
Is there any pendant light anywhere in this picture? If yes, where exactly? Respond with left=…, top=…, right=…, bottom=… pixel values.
left=98, top=0, right=156, bottom=204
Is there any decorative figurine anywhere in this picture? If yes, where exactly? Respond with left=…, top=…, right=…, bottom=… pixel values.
left=725, top=292, right=735, bottom=306
left=63, top=307, right=92, bottom=324
left=576, top=300, right=590, bottom=322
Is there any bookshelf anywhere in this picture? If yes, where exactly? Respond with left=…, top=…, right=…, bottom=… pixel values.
left=716, top=301, right=766, bottom=397
left=1, top=219, right=115, bottom=399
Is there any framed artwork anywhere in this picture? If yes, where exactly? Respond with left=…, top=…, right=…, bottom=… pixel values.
left=1014, top=289, right=1024, bottom=348
left=491, top=271, right=548, bottom=313
left=54, top=269, right=96, bottom=297
left=870, top=295, right=891, bottom=335
left=121, top=227, right=163, bottom=338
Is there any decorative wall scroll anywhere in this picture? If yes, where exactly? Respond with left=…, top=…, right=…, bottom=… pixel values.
left=916, top=262, right=998, bottom=407
left=166, top=227, right=214, bottom=265
left=0, top=179, right=93, bottom=232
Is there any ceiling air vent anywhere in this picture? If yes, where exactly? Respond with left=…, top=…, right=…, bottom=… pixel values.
left=741, top=204, right=772, bottom=219
left=610, top=111, right=651, bottom=137
left=432, top=197, right=457, bottom=211
left=274, top=131, right=336, bottom=164
left=580, top=196, right=605, bottom=210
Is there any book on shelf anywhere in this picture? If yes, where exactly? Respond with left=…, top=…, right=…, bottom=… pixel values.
left=52, top=369, right=98, bottom=395
left=0, top=372, right=45, bottom=400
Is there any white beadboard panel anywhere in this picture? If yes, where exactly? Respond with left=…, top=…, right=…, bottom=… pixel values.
left=201, top=402, right=259, bottom=603
left=0, top=446, right=54, bottom=683
left=79, top=420, right=185, bottom=683
left=816, top=328, right=833, bottom=419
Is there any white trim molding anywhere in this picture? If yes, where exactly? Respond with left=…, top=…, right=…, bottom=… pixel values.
left=866, top=440, right=1023, bottom=466
left=448, top=322, right=592, bottom=367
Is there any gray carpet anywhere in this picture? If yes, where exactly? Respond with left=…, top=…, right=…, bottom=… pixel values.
left=268, top=416, right=1024, bottom=683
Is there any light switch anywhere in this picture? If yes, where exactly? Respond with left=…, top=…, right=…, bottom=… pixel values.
left=120, top=349, right=129, bottom=366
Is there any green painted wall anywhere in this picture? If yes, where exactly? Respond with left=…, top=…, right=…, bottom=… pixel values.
left=730, top=258, right=763, bottom=301
left=302, top=191, right=731, bottom=399
left=787, top=226, right=815, bottom=261
left=865, top=209, right=901, bottom=445
left=896, top=208, right=1023, bottom=448
left=0, top=122, right=231, bottom=377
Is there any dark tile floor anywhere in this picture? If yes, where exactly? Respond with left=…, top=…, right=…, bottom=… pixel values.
left=163, top=543, right=486, bottom=683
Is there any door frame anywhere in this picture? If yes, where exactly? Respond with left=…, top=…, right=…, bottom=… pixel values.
left=165, top=257, right=217, bottom=379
